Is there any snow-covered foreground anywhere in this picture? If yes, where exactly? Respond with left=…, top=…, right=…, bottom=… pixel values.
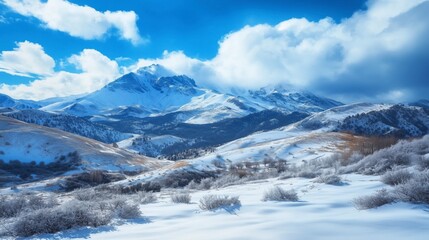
left=36, top=174, right=429, bottom=240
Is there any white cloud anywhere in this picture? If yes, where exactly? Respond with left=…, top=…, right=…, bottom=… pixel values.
left=129, top=0, right=429, bottom=102
left=0, top=47, right=120, bottom=100
left=0, top=41, right=55, bottom=77
left=2, top=0, right=143, bottom=44
left=1, top=0, right=428, bottom=103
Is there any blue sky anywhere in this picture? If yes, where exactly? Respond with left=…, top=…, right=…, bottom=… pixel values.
left=0, top=0, right=365, bottom=69
left=0, top=0, right=428, bottom=102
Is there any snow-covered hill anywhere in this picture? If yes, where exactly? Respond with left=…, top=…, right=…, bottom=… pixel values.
left=87, top=174, right=429, bottom=240
left=142, top=103, right=396, bottom=169
left=337, top=104, right=429, bottom=137
left=0, top=115, right=167, bottom=178
left=102, top=110, right=309, bottom=158
left=3, top=109, right=131, bottom=143
left=297, top=103, right=392, bottom=131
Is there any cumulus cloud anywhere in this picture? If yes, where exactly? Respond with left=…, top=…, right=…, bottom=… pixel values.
left=0, top=47, right=120, bottom=100
left=2, top=0, right=143, bottom=44
left=129, top=0, right=429, bottom=102
left=0, top=41, right=55, bottom=77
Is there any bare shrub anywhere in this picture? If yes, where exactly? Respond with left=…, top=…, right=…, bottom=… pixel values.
left=343, top=152, right=364, bottom=166
left=315, top=174, right=342, bottom=185
left=199, top=178, right=214, bottom=190
left=381, top=169, right=413, bottom=186
left=61, top=171, right=126, bottom=191
left=262, top=186, right=299, bottom=202
left=353, top=189, right=395, bottom=210
left=115, top=202, right=142, bottom=219
left=12, top=200, right=112, bottom=237
left=120, top=181, right=162, bottom=193
left=0, top=195, right=28, bottom=218
left=136, top=191, right=157, bottom=204
left=199, top=194, right=241, bottom=211
left=185, top=179, right=199, bottom=190
left=171, top=192, right=191, bottom=204
left=73, top=188, right=103, bottom=201
left=0, top=193, right=57, bottom=218
left=417, top=155, right=429, bottom=170
left=185, top=177, right=214, bottom=190
left=342, top=137, right=429, bottom=175
left=212, top=174, right=243, bottom=188
left=296, top=169, right=320, bottom=179
left=393, top=171, right=429, bottom=204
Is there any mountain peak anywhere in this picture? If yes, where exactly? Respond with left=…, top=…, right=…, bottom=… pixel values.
left=136, top=64, right=175, bottom=78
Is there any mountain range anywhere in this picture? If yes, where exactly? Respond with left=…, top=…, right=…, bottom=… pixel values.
left=0, top=64, right=428, bottom=176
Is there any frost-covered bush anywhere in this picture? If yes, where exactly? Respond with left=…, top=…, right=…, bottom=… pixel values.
left=186, top=178, right=214, bottom=190
left=13, top=200, right=112, bottom=237
left=135, top=191, right=157, bottom=204
left=393, top=171, right=429, bottom=204
left=61, top=171, right=126, bottom=191
left=262, top=186, right=299, bottom=202
left=115, top=202, right=142, bottom=219
left=0, top=195, right=27, bottom=218
left=381, top=169, right=413, bottom=186
left=315, top=174, right=342, bottom=185
left=1, top=189, right=144, bottom=237
left=199, top=194, right=241, bottom=211
left=289, top=161, right=325, bottom=179
left=120, top=181, right=162, bottom=194
left=417, top=155, right=429, bottom=170
left=171, top=192, right=191, bottom=204
left=185, top=179, right=199, bottom=189
left=212, top=174, right=243, bottom=188
left=353, top=189, right=395, bottom=210
left=199, top=178, right=214, bottom=190
left=73, top=188, right=105, bottom=201
left=296, top=169, right=320, bottom=179
left=0, top=193, right=57, bottom=218
left=344, top=136, right=429, bottom=175
left=346, top=152, right=364, bottom=165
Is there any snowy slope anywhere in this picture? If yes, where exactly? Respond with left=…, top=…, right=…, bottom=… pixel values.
left=169, top=103, right=393, bottom=168
left=83, top=174, right=429, bottom=240
left=0, top=115, right=165, bottom=172
left=3, top=109, right=131, bottom=143
left=297, top=103, right=392, bottom=131
left=136, top=103, right=394, bottom=169
left=118, top=134, right=186, bottom=157
left=103, top=110, right=308, bottom=158
left=338, top=104, right=429, bottom=137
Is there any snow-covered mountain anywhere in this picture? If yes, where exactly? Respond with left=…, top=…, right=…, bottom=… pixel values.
left=41, top=64, right=342, bottom=124
left=245, top=86, right=342, bottom=113
left=3, top=109, right=131, bottom=143
left=0, top=93, right=41, bottom=110
left=41, top=64, right=206, bottom=117
left=337, top=104, right=429, bottom=137
left=297, top=103, right=392, bottom=131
